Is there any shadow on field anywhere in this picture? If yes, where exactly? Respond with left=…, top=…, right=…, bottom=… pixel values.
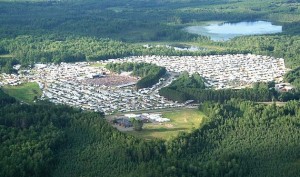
left=142, top=127, right=187, bottom=132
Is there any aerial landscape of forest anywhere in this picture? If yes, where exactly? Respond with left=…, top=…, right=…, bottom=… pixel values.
left=0, top=0, right=300, bottom=177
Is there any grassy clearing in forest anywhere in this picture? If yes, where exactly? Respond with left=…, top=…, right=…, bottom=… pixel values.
left=126, top=108, right=205, bottom=140
left=2, top=82, right=42, bottom=104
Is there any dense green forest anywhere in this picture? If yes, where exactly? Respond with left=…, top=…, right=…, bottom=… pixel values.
left=0, top=90, right=72, bottom=177
left=168, top=99, right=300, bottom=177
left=1, top=89, right=300, bottom=177
left=160, top=72, right=300, bottom=102
left=0, top=90, right=166, bottom=177
left=105, top=62, right=167, bottom=89
left=0, top=35, right=198, bottom=67
left=0, top=0, right=299, bottom=40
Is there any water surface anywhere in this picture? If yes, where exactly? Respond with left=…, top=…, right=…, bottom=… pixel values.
left=185, top=21, right=282, bottom=41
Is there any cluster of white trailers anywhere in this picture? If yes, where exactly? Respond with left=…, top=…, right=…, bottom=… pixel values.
left=102, top=54, right=286, bottom=89
left=0, top=54, right=288, bottom=117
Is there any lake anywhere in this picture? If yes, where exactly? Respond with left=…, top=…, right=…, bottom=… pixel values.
left=184, top=21, right=282, bottom=41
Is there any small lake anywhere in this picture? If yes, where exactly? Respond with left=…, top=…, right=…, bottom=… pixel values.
left=184, top=21, right=282, bottom=41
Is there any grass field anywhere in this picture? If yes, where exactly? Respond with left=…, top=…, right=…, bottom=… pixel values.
left=2, top=82, right=42, bottom=104
left=126, top=109, right=205, bottom=140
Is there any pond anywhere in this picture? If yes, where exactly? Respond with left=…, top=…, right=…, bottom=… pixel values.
left=184, top=21, right=282, bottom=41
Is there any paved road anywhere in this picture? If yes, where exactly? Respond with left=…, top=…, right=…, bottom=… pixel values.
left=149, top=71, right=179, bottom=96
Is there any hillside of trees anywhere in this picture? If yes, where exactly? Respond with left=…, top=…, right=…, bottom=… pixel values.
left=105, top=62, right=167, bottom=89
left=0, top=90, right=166, bottom=177
left=165, top=99, right=300, bottom=177
left=1, top=89, right=300, bottom=177
left=0, top=90, right=74, bottom=177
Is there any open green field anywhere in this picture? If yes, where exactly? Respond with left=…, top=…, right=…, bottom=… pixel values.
left=2, top=82, right=42, bottom=104
left=126, top=109, right=205, bottom=140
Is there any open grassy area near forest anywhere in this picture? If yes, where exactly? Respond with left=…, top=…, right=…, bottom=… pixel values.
left=2, top=82, right=42, bottom=103
left=126, top=109, right=204, bottom=140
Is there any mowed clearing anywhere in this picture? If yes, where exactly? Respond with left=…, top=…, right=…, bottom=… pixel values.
left=2, top=82, right=42, bottom=104
left=126, top=109, right=205, bottom=140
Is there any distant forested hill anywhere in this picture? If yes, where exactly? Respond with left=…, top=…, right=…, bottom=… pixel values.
left=0, top=0, right=299, bottom=41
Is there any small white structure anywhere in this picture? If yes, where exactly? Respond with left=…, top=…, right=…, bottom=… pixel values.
left=148, top=113, right=170, bottom=122
left=275, top=83, right=294, bottom=92
left=124, top=114, right=139, bottom=118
